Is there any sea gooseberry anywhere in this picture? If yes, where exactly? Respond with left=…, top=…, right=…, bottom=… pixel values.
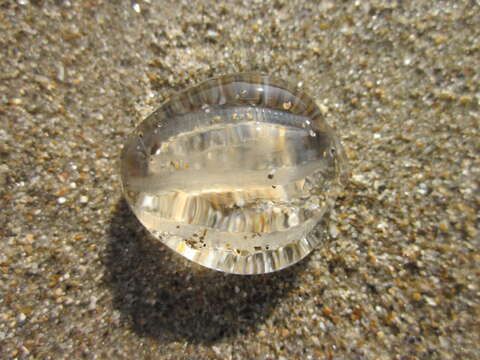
left=121, top=73, right=348, bottom=274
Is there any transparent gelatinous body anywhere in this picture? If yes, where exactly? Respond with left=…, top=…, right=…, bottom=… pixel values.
left=121, top=73, right=347, bottom=274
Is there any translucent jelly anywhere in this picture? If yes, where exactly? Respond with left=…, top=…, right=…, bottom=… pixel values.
left=121, top=73, right=347, bottom=274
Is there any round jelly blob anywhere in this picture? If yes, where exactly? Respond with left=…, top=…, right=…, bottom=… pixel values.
left=121, top=73, right=348, bottom=274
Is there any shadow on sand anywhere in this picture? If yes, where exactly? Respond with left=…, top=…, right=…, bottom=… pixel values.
left=103, top=199, right=309, bottom=344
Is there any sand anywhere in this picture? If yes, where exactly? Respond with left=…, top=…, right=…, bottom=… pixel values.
left=1, top=0, right=479, bottom=359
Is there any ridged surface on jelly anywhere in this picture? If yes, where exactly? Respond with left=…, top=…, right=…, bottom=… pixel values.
left=121, top=73, right=347, bottom=274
